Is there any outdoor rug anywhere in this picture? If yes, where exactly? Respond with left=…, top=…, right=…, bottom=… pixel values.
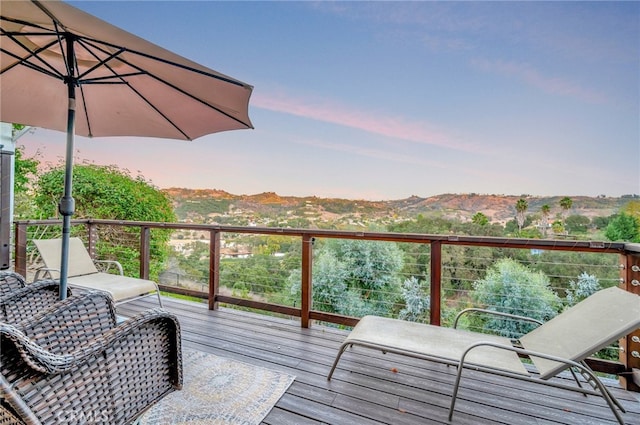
left=139, top=349, right=295, bottom=425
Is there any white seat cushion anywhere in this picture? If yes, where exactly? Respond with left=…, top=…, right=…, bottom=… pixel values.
left=68, top=273, right=158, bottom=302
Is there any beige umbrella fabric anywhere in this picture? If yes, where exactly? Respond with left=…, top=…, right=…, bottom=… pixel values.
left=1, top=0, right=253, bottom=298
left=1, top=0, right=253, bottom=138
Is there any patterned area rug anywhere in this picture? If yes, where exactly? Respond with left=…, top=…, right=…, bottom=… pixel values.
left=139, top=349, right=295, bottom=425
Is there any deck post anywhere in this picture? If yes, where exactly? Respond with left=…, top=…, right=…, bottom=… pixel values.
left=140, top=226, right=151, bottom=279
left=301, top=234, right=313, bottom=328
left=14, top=222, right=27, bottom=277
left=430, top=241, right=442, bottom=326
left=209, top=230, right=220, bottom=310
left=620, top=244, right=640, bottom=392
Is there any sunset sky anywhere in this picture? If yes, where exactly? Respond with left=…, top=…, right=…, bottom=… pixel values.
left=17, top=1, right=639, bottom=201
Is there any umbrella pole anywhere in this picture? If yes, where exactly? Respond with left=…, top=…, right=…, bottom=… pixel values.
left=58, top=115, right=75, bottom=301
left=58, top=35, right=77, bottom=301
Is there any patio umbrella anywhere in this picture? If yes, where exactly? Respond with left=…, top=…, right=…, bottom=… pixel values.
left=0, top=0, right=253, bottom=299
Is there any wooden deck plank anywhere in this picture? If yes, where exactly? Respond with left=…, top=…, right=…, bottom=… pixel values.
left=117, top=297, right=640, bottom=425
left=262, top=406, right=324, bottom=425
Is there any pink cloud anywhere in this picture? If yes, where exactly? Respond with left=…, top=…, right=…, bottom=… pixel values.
left=251, top=90, right=480, bottom=153
left=472, top=58, right=608, bottom=104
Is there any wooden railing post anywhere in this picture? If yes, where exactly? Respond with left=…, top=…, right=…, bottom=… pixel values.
left=14, top=222, right=27, bottom=277
left=430, top=241, right=442, bottom=326
left=301, top=234, right=313, bottom=328
left=620, top=245, right=640, bottom=392
left=140, top=226, right=151, bottom=279
left=209, top=230, right=220, bottom=311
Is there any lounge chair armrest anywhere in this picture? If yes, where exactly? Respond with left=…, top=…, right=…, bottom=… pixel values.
left=453, top=308, right=544, bottom=329
left=94, top=259, right=124, bottom=275
left=459, top=340, right=580, bottom=372
left=1, top=308, right=182, bottom=383
left=34, top=266, right=58, bottom=281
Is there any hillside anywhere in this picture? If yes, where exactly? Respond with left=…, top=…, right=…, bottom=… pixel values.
left=164, top=188, right=632, bottom=226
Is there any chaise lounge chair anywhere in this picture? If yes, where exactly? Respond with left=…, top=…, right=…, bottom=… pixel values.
left=327, top=286, right=640, bottom=424
left=0, top=287, right=182, bottom=424
left=33, top=237, right=163, bottom=307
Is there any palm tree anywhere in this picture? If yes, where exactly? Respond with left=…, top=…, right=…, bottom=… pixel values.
left=472, top=212, right=489, bottom=226
left=559, top=197, right=573, bottom=220
left=515, top=198, right=528, bottom=233
left=540, top=204, right=551, bottom=237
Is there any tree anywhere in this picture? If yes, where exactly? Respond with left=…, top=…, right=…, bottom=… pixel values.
left=591, top=215, right=611, bottom=230
left=34, top=164, right=175, bottom=221
left=604, top=213, right=640, bottom=242
left=551, top=220, right=564, bottom=235
left=12, top=147, right=39, bottom=219
left=540, top=204, right=551, bottom=237
left=13, top=146, right=38, bottom=195
left=565, top=272, right=601, bottom=307
left=472, top=212, right=489, bottom=226
left=564, top=215, right=590, bottom=234
left=559, top=197, right=573, bottom=219
left=398, top=276, right=430, bottom=322
left=328, top=239, right=404, bottom=313
left=33, top=164, right=177, bottom=279
left=220, top=254, right=289, bottom=295
left=290, top=250, right=349, bottom=313
left=289, top=238, right=404, bottom=317
left=472, top=258, right=560, bottom=338
left=621, top=200, right=640, bottom=219
left=515, top=198, right=528, bottom=233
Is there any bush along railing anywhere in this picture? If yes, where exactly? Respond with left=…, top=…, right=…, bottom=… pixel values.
left=13, top=218, right=640, bottom=391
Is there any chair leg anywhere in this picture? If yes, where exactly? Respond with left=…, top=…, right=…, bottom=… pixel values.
left=587, top=372, right=625, bottom=424
left=569, top=367, right=587, bottom=392
left=327, top=343, right=352, bottom=381
left=579, top=360, right=626, bottom=414
left=448, top=364, right=465, bottom=421
left=449, top=356, right=627, bottom=424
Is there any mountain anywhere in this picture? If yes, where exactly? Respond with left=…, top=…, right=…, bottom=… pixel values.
left=164, top=188, right=633, bottom=226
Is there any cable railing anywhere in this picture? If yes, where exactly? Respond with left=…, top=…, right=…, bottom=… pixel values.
left=12, top=218, right=640, bottom=389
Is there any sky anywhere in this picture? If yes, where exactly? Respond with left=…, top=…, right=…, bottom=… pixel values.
left=16, top=1, right=640, bottom=201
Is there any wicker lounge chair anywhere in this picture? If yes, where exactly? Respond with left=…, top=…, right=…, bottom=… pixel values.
left=0, top=289, right=182, bottom=425
left=33, top=237, right=163, bottom=307
left=328, top=286, right=640, bottom=424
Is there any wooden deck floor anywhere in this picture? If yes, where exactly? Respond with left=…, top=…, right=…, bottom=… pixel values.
left=118, top=296, right=640, bottom=425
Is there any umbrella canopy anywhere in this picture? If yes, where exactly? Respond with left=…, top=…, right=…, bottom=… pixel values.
left=1, top=0, right=253, bottom=298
